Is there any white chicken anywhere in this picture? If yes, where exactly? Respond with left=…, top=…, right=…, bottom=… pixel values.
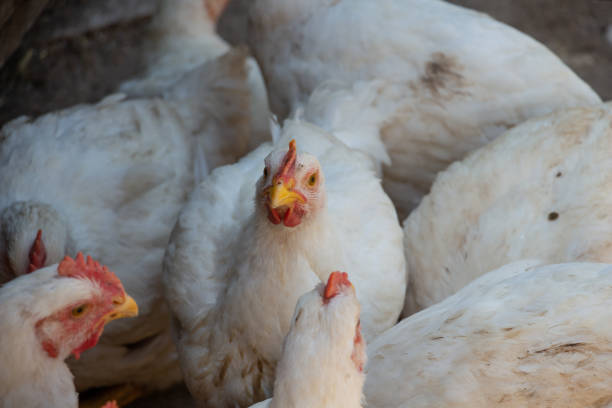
left=365, top=260, right=612, bottom=407
left=403, top=103, right=612, bottom=315
left=120, top=0, right=271, bottom=148
left=249, top=271, right=366, bottom=408
left=0, top=49, right=253, bottom=393
left=247, top=0, right=601, bottom=217
left=163, top=120, right=405, bottom=407
left=0, top=253, right=138, bottom=408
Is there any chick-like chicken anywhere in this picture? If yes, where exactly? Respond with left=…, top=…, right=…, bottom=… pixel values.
left=0, top=253, right=138, bottom=408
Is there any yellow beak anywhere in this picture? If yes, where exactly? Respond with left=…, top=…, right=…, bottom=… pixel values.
left=103, top=295, right=139, bottom=323
left=267, top=180, right=305, bottom=208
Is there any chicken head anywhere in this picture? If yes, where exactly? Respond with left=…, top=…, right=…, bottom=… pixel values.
left=259, top=140, right=326, bottom=227
left=34, top=253, right=138, bottom=360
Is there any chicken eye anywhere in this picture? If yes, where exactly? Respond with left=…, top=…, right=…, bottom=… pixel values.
left=263, top=167, right=268, bottom=178
left=307, top=172, right=317, bottom=187
left=71, top=304, right=89, bottom=318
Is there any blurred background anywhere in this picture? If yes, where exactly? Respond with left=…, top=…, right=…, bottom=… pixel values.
left=0, top=0, right=611, bottom=127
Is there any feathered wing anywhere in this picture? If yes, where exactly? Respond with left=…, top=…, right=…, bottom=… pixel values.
left=163, top=142, right=276, bottom=405
left=403, top=104, right=612, bottom=315
left=163, top=142, right=271, bottom=333
left=251, top=0, right=599, bottom=117
left=365, top=261, right=612, bottom=408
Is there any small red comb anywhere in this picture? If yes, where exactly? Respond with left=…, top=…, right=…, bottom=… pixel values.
left=58, top=253, right=124, bottom=292
left=323, top=271, right=352, bottom=303
left=101, top=401, right=119, bottom=408
left=275, top=139, right=297, bottom=182
left=28, top=229, right=47, bottom=273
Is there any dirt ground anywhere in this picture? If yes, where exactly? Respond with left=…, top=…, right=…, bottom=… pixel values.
left=0, top=0, right=610, bottom=406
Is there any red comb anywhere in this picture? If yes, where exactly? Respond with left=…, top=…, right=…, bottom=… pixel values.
left=28, top=229, right=47, bottom=273
left=323, top=271, right=352, bottom=303
left=58, top=253, right=124, bottom=292
left=101, top=401, right=119, bottom=408
left=275, top=139, right=297, bottom=182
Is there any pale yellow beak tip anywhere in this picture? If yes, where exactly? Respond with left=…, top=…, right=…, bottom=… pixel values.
left=267, top=181, right=304, bottom=208
left=105, top=295, right=139, bottom=323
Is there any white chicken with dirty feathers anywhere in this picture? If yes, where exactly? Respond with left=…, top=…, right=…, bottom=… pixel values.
left=365, top=260, right=612, bottom=407
left=404, top=103, right=612, bottom=315
left=120, top=0, right=270, bottom=148
left=250, top=271, right=366, bottom=408
left=163, top=120, right=405, bottom=407
left=248, top=0, right=601, bottom=217
left=0, top=254, right=138, bottom=408
left=0, top=49, right=253, bottom=391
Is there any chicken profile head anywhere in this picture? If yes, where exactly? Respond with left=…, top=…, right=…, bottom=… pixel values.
left=33, top=253, right=138, bottom=360
left=260, top=140, right=325, bottom=228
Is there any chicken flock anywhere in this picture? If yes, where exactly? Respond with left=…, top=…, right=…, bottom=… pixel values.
left=0, top=0, right=610, bottom=407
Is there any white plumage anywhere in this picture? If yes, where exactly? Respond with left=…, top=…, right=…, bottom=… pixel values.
left=248, top=0, right=601, bottom=217
left=404, top=103, right=612, bottom=315
left=163, top=118, right=405, bottom=407
left=0, top=49, right=253, bottom=391
left=365, top=260, right=612, bottom=407
left=121, top=0, right=271, bottom=149
left=0, top=256, right=137, bottom=408
left=249, top=272, right=365, bottom=408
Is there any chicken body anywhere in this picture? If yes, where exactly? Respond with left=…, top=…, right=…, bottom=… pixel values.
left=248, top=0, right=601, bottom=216
left=164, top=121, right=405, bottom=407
left=404, top=103, right=612, bottom=314
left=0, top=255, right=137, bottom=408
left=365, top=260, right=612, bottom=407
left=0, top=49, right=253, bottom=390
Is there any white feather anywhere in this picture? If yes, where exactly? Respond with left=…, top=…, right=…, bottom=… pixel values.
left=163, top=120, right=405, bottom=407
left=404, top=103, right=612, bottom=315
left=366, top=261, right=612, bottom=407
left=248, top=0, right=601, bottom=217
left=0, top=49, right=252, bottom=391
